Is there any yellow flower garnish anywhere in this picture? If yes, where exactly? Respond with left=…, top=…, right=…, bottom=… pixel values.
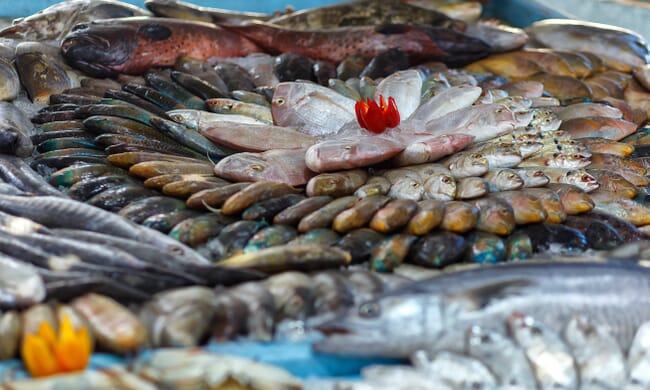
left=21, top=314, right=92, bottom=377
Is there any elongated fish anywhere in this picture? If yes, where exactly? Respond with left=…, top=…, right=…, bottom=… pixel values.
left=314, top=261, right=650, bottom=358
left=220, top=22, right=491, bottom=66
left=61, top=17, right=261, bottom=77
left=215, top=148, right=314, bottom=186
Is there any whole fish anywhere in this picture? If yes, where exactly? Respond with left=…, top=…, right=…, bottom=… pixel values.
left=220, top=22, right=490, bottom=66
left=61, top=17, right=261, bottom=77
left=305, top=135, right=404, bottom=173
left=464, top=20, right=528, bottom=52
left=268, top=0, right=462, bottom=30
left=560, top=117, right=638, bottom=141
left=200, top=122, right=316, bottom=152
left=0, top=0, right=149, bottom=41
left=215, top=148, right=314, bottom=186
left=426, top=103, right=530, bottom=142
left=388, top=133, right=475, bottom=167
left=145, top=0, right=272, bottom=24
left=314, top=261, right=650, bottom=358
left=0, top=102, right=35, bottom=157
left=410, top=85, right=482, bottom=123
left=526, top=19, right=649, bottom=67
left=271, top=81, right=356, bottom=137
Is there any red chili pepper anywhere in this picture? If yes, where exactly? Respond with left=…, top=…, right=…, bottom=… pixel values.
left=354, top=95, right=401, bottom=134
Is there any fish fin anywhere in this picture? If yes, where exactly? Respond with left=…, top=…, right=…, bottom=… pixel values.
left=375, top=24, right=413, bottom=35
left=447, top=279, right=533, bottom=310
left=137, top=24, right=172, bottom=41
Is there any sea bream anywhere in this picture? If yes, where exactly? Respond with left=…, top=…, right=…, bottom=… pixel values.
left=313, top=261, right=650, bottom=358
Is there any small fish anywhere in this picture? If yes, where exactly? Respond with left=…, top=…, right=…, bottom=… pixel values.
left=547, top=183, right=595, bottom=215
left=242, top=194, right=305, bottom=221
left=491, top=190, right=547, bottom=225
left=287, top=228, right=340, bottom=248
left=305, top=136, right=404, bottom=173
left=578, top=137, right=634, bottom=157
left=332, top=195, right=390, bottom=233
left=508, top=312, right=579, bottom=389
left=405, top=199, right=445, bottom=235
left=215, top=148, right=314, bottom=186
left=184, top=183, right=251, bottom=209
left=72, top=293, right=147, bottom=353
left=244, top=225, right=298, bottom=252
left=407, top=231, right=466, bottom=268
left=591, top=190, right=650, bottom=226
left=273, top=196, right=333, bottom=226
left=522, top=187, right=567, bottom=224
left=442, top=152, right=489, bottom=178
left=466, top=325, right=537, bottom=389
left=370, top=234, right=418, bottom=272
left=427, top=104, right=528, bottom=142
left=264, top=271, right=314, bottom=321
left=468, top=143, right=522, bottom=168
left=205, top=98, right=272, bottom=123
left=221, top=181, right=299, bottom=216
left=483, top=168, right=524, bottom=193
left=410, top=85, right=482, bottom=123
left=61, top=17, right=261, bottom=77
left=440, top=201, right=479, bottom=233
left=169, top=213, right=233, bottom=247
left=560, top=117, right=638, bottom=141
left=306, top=170, right=368, bottom=198
left=535, top=168, right=600, bottom=193
left=369, top=199, right=419, bottom=233
left=129, top=161, right=215, bottom=179
left=355, top=176, right=392, bottom=198
left=218, top=244, right=351, bottom=273
left=149, top=117, right=235, bottom=159
left=0, top=102, right=35, bottom=157
left=455, top=176, right=487, bottom=200
left=200, top=122, right=316, bottom=152
left=472, top=197, right=516, bottom=235
left=587, top=168, right=638, bottom=199
left=515, top=168, right=550, bottom=188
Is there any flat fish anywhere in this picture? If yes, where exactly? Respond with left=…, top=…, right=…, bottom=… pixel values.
left=215, top=148, right=314, bottom=186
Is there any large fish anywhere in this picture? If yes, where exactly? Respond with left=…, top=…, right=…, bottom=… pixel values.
left=214, top=148, right=314, bottom=186
left=61, top=17, right=261, bottom=77
left=268, top=0, right=464, bottom=30
left=219, top=22, right=491, bottom=66
left=314, top=261, right=650, bottom=358
left=0, top=0, right=150, bottom=42
left=526, top=19, right=649, bottom=68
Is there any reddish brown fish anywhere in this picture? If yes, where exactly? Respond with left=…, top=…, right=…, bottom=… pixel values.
left=219, top=21, right=491, bottom=66
left=61, top=17, right=261, bottom=77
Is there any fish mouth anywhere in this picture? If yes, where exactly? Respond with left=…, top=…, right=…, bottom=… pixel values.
left=61, top=27, right=133, bottom=78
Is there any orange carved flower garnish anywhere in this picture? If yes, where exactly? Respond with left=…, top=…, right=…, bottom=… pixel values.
left=355, top=95, right=400, bottom=134
left=21, top=315, right=92, bottom=377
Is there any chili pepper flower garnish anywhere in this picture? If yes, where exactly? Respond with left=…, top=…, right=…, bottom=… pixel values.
left=355, top=94, right=400, bottom=134
left=21, top=314, right=92, bottom=377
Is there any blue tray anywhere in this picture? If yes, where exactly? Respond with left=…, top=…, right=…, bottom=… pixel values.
left=5, top=0, right=570, bottom=23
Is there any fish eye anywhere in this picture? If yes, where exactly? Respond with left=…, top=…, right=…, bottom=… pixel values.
left=273, top=98, right=285, bottom=106
left=442, top=177, right=451, bottom=184
left=250, top=164, right=264, bottom=171
left=72, top=23, right=89, bottom=32
left=358, top=302, right=381, bottom=318
left=496, top=108, right=504, bottom=113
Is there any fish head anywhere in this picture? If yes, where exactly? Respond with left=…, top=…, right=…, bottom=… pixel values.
left=513, top=110, right=534, bottom=128
left=61, top=20, right=138, bottom=77
left=530, top=110, right=561, bottom=131
left=313, top=293, right=444, bottom=357
left=0, top=126, right=32, bottom=157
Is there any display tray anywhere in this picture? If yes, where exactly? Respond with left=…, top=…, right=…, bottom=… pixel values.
left=0, top=0, right=572, bottom=384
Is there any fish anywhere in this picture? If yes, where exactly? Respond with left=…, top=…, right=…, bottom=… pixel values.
left=369, top=199, right=419, bottom=233
left=465, top=325, right=537, bottom=389
left=306, top=170, right=368, bottom=198
left=467, top=142, right=522, bottom=168
left=149, top=117, right=235, bottom=159
left=244, top=225, right=298, bottom=252
left=218, top=244, right=351, bottom=273
left=426, top=103, right=530, bottom=142
left=483, top=168, right=524, bottom=193
left=579, top=137, right=634, bottom=157
left=220, top=22, right=490, bottom=66
left=410, top=85, right=482, bottom=123
left=522, top=187, right=567, bottom=224
left=388, top=133, right=475, bottom=167
left=508, top=313, right=579, bottom=389
left=526, top=19, right=649, bottom=67
left=332, top=195, right=390, bottom=233
left=0, top=102, right=35, bottom=157
left=186, top=183, right=251, bottom=210
left=442, top=151, right=489, bottom=178
left=373, top=69, right=423, bottom=120
left=273, top=196, right=333, bottom=226
left=305, top=135, right=404, bottom=173
left=215, top=148, right=315, bottom=186
left=298, top=196, right=357, bottom=233
left=71, top=293, right=147, bottom=353
left=472, top=197, right=516, bottom=236
left=220, top=181, right=299, bottom=216
left=335, top=228, right=385, bottom=263
left=0, top=58, right=20, bottom=102
left=355, top=176, right=392, bottom=198
left=455, top=176, right=488, bottom=200
left=205, top=98, right=272, bottom=123
left=0, top=0, right=150, bottom=41
left=169, top=213, right=233, bottom=247
left=200, top=122, right=316, bottom=153
left=242, top=194, right=305, bottom=222
left=268, top=0, right=462, bottom=30
left=491, top=190, right=547, bottom=225
left=558, top=102, right=623, bottom=121
left=406, top=231, right=466, bottom=269
left=145, top=0, right=272, bottom=23
left=464, top=20, right=528, bottom=52
left=315, top=261, right=650, bottom=358
left=270, top=81, right=356, bottom=137
left=560, top=117, right=638, bottom=141
left=440, top=201, right=478, bottom=233
left=144, top=71, right=206, bottom=110
left=61, top=17, right=261, bottom=77
left=591, top=190, right=650, bottom=226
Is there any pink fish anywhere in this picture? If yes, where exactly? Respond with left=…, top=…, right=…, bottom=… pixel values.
left=214, top=148, right=314, bottom=186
